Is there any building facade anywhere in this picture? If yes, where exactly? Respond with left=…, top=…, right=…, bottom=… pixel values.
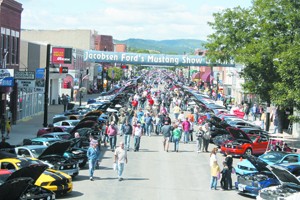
left=0, top=0, right=23, bottom=125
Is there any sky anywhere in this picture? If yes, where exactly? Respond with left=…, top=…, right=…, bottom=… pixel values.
left=18, top=0, right=252, bottom=41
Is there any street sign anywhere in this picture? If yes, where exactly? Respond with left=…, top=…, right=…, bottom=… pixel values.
left=14, top=71, right=35, bottom=80
left=17, top=80, right=36, bottom=88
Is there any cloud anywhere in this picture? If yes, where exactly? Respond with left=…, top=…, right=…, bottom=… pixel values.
left=19, top=0, right=251, bottom=40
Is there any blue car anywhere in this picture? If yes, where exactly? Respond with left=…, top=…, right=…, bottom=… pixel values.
left=24, top=137, right=88, bottom=168
left=235, top=151, right=300, bottom=175
left=235, top=155, right=300, bottom=197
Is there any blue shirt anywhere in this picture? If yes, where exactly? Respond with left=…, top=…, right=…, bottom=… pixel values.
left=87, top=146, right=100, bottom=161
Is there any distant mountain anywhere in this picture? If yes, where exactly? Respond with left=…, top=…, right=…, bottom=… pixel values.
left=114, top=39, right=207, bottom=54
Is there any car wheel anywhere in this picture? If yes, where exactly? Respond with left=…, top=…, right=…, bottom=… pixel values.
left=244, top=148, right=252, bottom=156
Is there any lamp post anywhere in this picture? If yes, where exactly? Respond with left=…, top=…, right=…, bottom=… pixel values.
left=216, top=72, right=220, bottom=100
left=79, top=69, right=83, bottom=106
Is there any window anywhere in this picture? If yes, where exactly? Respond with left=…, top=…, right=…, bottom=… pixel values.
left=1, top=162, right=15, bottom=170
left=283, top=155, right=298, bottom=163
left=18, top=149, right=31, bottom=157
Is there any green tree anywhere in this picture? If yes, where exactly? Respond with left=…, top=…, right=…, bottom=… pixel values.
left=205, top=0, right=300, bottom=132
left=107, top=67, right=122, bottom=81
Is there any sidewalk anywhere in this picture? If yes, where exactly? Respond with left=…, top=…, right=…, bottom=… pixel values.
left=7, top=93, right=100, bottom=146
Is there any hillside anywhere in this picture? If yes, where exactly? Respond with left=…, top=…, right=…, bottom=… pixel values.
left=114, top=39, right=206, bottom=54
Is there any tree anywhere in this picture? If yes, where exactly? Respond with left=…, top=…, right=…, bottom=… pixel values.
left=107, top=67, right=122, bottom=81
left=205, top=0, right=300, bottom=132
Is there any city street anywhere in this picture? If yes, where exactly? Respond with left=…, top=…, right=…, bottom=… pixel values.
left=61, top=134, right=249, bottom=200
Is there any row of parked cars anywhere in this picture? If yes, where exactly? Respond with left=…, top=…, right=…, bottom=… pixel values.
left=0, top=78, right=141, bottom=199
left=179, top=86, right=300, bottom=199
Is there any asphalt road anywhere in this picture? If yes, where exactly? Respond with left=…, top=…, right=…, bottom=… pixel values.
left=61, top=135, right=251, bottom=200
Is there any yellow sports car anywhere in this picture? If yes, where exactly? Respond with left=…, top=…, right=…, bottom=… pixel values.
left=0, top=156, right=72, bottom=195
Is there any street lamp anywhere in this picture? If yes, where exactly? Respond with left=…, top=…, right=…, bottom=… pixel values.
left=79, top=69, right=83, bottom=106
left=216, top=72, right=220, bottom=100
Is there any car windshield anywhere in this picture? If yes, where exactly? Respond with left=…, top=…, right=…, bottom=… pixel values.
left=259, top=152, right=286, bottom=163
left=30, top=147, right=46, bottom=157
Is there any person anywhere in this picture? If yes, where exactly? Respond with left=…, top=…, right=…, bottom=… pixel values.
left=0, top=137, right=11, bottom=149
left=210, top=148, right=220, bottom=190
left=260, top=111, right=266, bottom=130
left=5, top=117, right=11, bottom=139
left=182, top=118, right=190, bottom=144
left=160, top=121, right=172, bottom=152
left=196, top=126, right=204, bottom=153
left=178, top=111, right=185, bottom=122
left=123, top=121, right=133, bottom=151
left=107, top=121, right=118, bottom=151
left=187, top=111, right=194, bottom=124
left=73, top=132, right=83, bottom=148
left=173, top=104, right=181, bottom=120
left=133, top=123, right=143, bottom=152
left=225, top=151, right=233, bottom=189
left=114, top=142, right=128, bottom=181
left=251, top=103, right=259, bottom=121
left=172, top=124, right=182, bottom=152
left=87, top=139, right=100, bottom=181
left=220, top=162, right=230, bottom=190
left=202, top=123, right=211, bottom=152
left=61, top=93, right=68, bottom=112
left=188, top=118, right=194, bottom=142
left=145, top=113, right=153, bottom=137
left=273, top=116, right=279, bottom=134
left=243, top=104, right=250, bottom=120
left=118, top=112, right=126, bottom=137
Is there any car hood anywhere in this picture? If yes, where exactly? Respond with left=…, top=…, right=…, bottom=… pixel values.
left=268, top=165, right=300, bottom=186
left=245, top=155, right=269, bottom=173
left=6, top=165, right=48, bottom=183
left=38, top=141, right=71, bottom=158
left=0, top=177, right=32, bottom=200
left=226, top=127, right=251, bottom=142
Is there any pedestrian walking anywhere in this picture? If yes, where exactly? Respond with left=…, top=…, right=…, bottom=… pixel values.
left=188, top=118, right=194, bottom=142
left=160, top=121, right=172, bottom=152
left=123, top=121, right=133, bottom=151
left=114, top=142, right=128, bottom=181
left=61, top=93, right=68, bottom=112
left=182, top=118, right=190, bottom=144
left=202, top=123, right=211, bottom=152
left=196, top=126, right=204, bottom=153
left=172, top=124, right=182, bottom=152
left=87, top=139, right=100, bottom=181
left=5, top=117, right=11, bottom=139
left=133, top=123, right=143, bottom=152
left=107, top=121, right=118, bottom=151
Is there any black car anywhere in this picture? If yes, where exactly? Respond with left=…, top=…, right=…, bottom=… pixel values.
left=0, top=165, right=55, bottom=200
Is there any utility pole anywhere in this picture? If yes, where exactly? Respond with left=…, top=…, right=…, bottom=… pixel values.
left=43, top=44, right=51, bottom=127
left=79, top=70, right=83, bottom=106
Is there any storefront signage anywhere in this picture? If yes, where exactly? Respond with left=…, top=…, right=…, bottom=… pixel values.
left=52, top=47, right=72, bottom=64
left=0, top=69, right=14, bottom=87
left=14, top=71, right=35, bottom=80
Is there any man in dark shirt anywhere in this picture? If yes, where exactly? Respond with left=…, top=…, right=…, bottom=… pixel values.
left=225, top=151, right=233, bottom=189
left=123, top=121, right=133, bottom=151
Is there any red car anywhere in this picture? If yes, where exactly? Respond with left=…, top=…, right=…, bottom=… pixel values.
left=220, top=127, right=269, bottom=156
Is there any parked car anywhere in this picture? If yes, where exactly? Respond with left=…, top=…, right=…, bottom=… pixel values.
left=22, top=137, right=87, bottom=168
left=235, top=155, right=300, bottom=197
left=39, top=132, right=72, bottom=140
left=0, top=154, right=73, bottom=195
left=53, top=120, right=80, bottom=127
left=235, top=151, right=300, bottom=175
left=15, top=141, right=79, bottom=177
left=257, top=165, right=300, bottom=200
left=0, top=165, right=55, bottom=199
left=220, top=127, right=269, bottom=156
left=36, top=126, right=64, bottom=137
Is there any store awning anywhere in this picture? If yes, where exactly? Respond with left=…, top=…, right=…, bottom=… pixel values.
left=192, top=72, right=201, bottom=80
left=201, top=71, right=212, bottom=82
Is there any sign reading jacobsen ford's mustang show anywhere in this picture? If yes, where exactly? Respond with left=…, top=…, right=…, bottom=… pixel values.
left=84, top=50, right=235, bottom=67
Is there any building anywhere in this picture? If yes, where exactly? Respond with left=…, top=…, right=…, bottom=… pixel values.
left=115, top=43, right=127, bottom=52
left=0, top=0, right=23, bottom=124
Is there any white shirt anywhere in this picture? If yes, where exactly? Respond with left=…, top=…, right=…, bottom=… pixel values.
left=210, top=154, right=217, bottom=167
left=134, top=126, right=143, bottom=136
